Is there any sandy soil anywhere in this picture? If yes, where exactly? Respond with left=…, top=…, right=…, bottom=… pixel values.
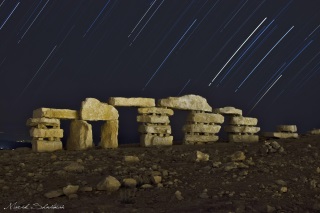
left=1, top=135, right=320, bottom=213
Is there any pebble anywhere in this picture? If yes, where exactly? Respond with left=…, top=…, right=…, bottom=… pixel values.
left=175, top=190, right=184, bottom=200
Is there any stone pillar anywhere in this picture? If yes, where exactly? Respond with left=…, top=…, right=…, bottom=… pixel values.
left=26, top=118, right=63, bottom=152
left=262, top=125, right=298, bottom=139
left=182, top=111, right=224, bottom=144
left=225, top=116, right=260, bottom=142
left=137, top=107, right=174, bottom=147
left=67, top=120, right=93, bottom=150
left=100, top=120, right=119, bottom=148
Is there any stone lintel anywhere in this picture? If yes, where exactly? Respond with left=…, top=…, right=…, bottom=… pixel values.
left=33, top=108, right=78, bottom=120
left=213, top=106, right=242, bottom=116
left=108, top=97, right=155, bottom=107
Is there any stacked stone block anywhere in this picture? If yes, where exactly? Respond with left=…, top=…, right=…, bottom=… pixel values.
left=225, top=116, right=260, bottom=142
left=137, top=107, right=173, bottom=147
left=26, top=117, right=63, bottom=152
left=262, top=125, right=298, bottom=139
left=182, top=111, right=224, bottom=144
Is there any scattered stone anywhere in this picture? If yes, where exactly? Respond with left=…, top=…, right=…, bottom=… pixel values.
left=212, top=162, right=222, bottom=168
left=230, top=151, right=246, bottom=162
left=97, top=176, right=121, bottom=192
left=33, top=108, right=78, bottom=119
left=280, top=186, right=288, bottom=193
left=123, top=178, right=137, bottom=188
left=124, top=156, right=140, bottom=163
left=140, top=184, right=153, bottom=189
left=80, top=98, right=119, bottom=121
left=44, top=189, right=64, bottom=198
left=175, top=191, right=184, bottom=200
left=67, top=120, right=93, bottom=150
left=79, top=186, right=93, bottom=192
left=151, top=176, right=162, bottom=184
left=64, top=162, right=85, bottom=172
left=63, top=184, right=79, bottom=196
left=199, top=189, right=209, bottom=199
left=275, top=180, right=287, bottom=186
left=196, top=151, right=209, bottom=162
left=68, top=194, right=78, bottom=199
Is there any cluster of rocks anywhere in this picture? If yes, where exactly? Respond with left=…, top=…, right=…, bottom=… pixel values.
left=262, top=125, right=298, bottom=139
left=214, top=107, right=260, bottom=142
left=260, top=140, right=285, bottom=154
left=26, top=117, right=63, bottom=152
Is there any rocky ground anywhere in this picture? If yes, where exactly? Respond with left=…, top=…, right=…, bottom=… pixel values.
left=1, top=135, right=320, bottom=213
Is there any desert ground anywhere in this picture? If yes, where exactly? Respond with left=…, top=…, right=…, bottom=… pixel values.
left=1, top=135, right=320, bottom=213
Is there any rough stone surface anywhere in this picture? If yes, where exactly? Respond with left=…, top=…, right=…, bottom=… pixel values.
left=182, top=124, right=221, bottom=133
left=213, top=106, right=242, bottom=116
left=229, top=116, right=258, bottom=126
left=228, top=134, right=259, bottom=143
left=308, top=129, right=320, bottom=135
left=67, top=120, right=93, bottom=151
left=30, top=128, right=63, bottom=138
left=196, top=151, right=209, bottom=162
left=138, top=107, right=174, bottom=116
left=276, top=125, right=297, bottom=133
left=96, top=176, right=121, bottom=192
left=108, top=97, right=155, bottom=107
left=63, top=185, right=79, bottom=196
left=80, top=98, right=118, bottom=121
left=262, top=132, right=299, bottom=139
left=186, top=112, right=224, bottom=124
left=99, top=120, right=118, bottom=149
left=224, top=125, right=260, bottom=134
left=33, top=108, right=78, bottom=119
left=138, top=124, right=171, bottom=134
left=140, top=134, right=173, bottom=147
left=158, top=94, right=212, bottom=112
left=184, top=134, right=219, bottom=144
left=32, top=140, right=62, bottom=152
left=44, top=189, right=64, bottom=198
left=26, top=118, right=60, bottom=127
left=137, top=115, right=170, bottom=124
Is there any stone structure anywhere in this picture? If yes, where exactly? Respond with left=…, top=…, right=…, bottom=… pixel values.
left=67, top=120, right=93, bottom=150
left=225, top=116, right=260, bottom=142
left=137, top=107, right=173, bottom=147
left=33, top=108, right=78, bottom=119
left=26, top=118, right=63, bottom=152
left=108, top=97, right=155, bottom=107
left=308, top=129, right=320, bottom=135
left=262, top=125, right=298, bottom=139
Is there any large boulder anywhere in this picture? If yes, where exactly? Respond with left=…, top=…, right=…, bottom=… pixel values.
left=80, top=98, right=118, bottom=121
left=67, top=120, right=93, bottom=150
left=157, top=94, right=212, bottom=112
left=108, top=97, right=155, bottom=107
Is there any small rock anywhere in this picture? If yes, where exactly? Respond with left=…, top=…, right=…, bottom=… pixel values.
left=280, top=186, right=288, bottom=193
left=316, top=167, right=320, bottom=174
left=266, top=205, right=276, bottom=212
left=224, top=162, right=238, bottom=171
left=140, top=184, right=153, bottom=189
left=68, top=194, right=78, bottom=199
left=64, top=162, right=85, bottom=172
left=230, top=151, right=246, bottom=162
left=124, top=156, right=140, bottom=163
left=199, top=189, right=209, bottom=199
left=270, top=141, right=281, bottom=149
left=151, top=176, right=162, bottom=184
left=175, top=190, right=184, bottom=200
left=63, top=184, right=79, bottom=196
left=196, top=151, right=209, bottom=162
left=44, top=189, right=64, bottom=198
left=97, top=176, right=121, bottom=192
left=79, top=186, right=93, bottom=192
left=123, top=178, right=137, bottom=188
left=275, top=179, right=287, bottom=186
left=212, top=161, right=222, bottom=168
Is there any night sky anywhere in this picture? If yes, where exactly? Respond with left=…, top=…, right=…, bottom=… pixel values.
left=0, top=0, right=319, bottom=142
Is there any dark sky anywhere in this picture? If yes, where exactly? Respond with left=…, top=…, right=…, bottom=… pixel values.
left=0, top=0, right=319, bottom=142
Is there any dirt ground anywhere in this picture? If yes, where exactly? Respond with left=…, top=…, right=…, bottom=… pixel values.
left=1, top=135, right=320, bottom=213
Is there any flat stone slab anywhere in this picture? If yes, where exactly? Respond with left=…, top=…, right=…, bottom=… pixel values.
left=182, top=124, right=221, bottom=134
left=30, top=128, right=63, bottom=138
left=262, top=132, right=299, bottom=139
left=224, top=125, right=260, bottom=134
left=229, top=116, right=258, bottom=126
left=213, top=106, right=242, bottom=116
left=26, top=118, right=60, bottom=127
left=186, top=112, right=224, bottom=124
left=228, top=134, right=259, bottom=143
left=137, top=115, right=170, bottom=124
left=80, top=98, right=118, bottom=121
left=308, top=129, right=320, bottom=135
left=138, top=124, right=171, bottom=134
left=32, top=140, right=63, bottom=152
left=276, top=125, right=297, bottom=133
left=184, top=134, right=219, bottom=144
left=108, top=97, right=155, bottom=107
left=140, top=134, right=173, bottom=147
left=138, top=107, right=174, bottom=116
left=33, top=108, right=78, bottom=120
left=157, top=94, right=212, bottom=112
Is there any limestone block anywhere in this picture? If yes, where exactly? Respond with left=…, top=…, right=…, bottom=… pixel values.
left=100, top=120, right=119, bottom=149
left=276, top=125, right=297, bottom=133
left=308, top=129, right=320, bottom=135
left=80, top=98, right=118, bottom=121
left=262, top=132, right=299, bottom=139
left=30, top=128, right=63, bottom=138
left=140, top=134, right=173, bottom=147
left=157, top=94, right=212, bottom=112
left=228, top=134, right=259, bottom=143
left=32, top=140, right=62, bottom=152
left=33, top=108, right=78, bottom=119
left=108, top=97, right=155, bottom=107
left=229, top=116, right=258, bottom=126
left=186, top=112, right=224, bottom=124
left=67, top=120, right=93, bottom=150
left=137, top=115, right=170, bottom=124
left=138, top=107, right=174, bottom=116
left=138, top=124, right=171, bottom=134
left=213, top=106, right=242, bottom=116
left=182, top=124, right=221, bottom=133
left=224, top=125, right=260, bottom=134
left=26, top=118, right=60, bottom=128
left=184, top=134, right=219, bottom=144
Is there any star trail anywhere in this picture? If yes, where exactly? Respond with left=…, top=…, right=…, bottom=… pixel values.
left=0, top=0, right=319, bottom=141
